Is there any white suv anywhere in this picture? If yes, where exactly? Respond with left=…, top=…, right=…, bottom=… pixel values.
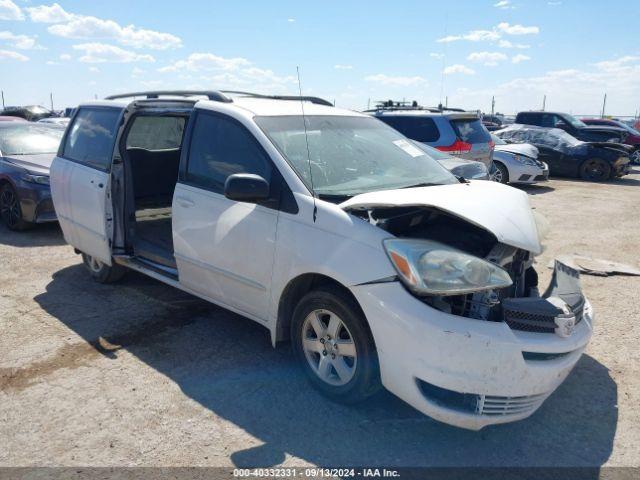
left=50, top=90, right=593, bottom=430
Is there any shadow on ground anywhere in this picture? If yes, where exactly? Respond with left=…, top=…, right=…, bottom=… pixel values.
left=33, top=264, right=617, bottom=470
left=0, top=222, right=65, bottom=247
left=516, top=184, right=555, bottom=196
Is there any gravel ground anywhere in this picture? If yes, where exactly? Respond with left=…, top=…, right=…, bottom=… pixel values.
left=1, top=170, right=639, bottom=468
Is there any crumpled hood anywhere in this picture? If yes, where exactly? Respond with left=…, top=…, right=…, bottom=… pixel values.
left=1, top=153, right=55, bottom=176
left=340, top=181, right=542, bottom=254
left=495, top=142, right=539, bottom=159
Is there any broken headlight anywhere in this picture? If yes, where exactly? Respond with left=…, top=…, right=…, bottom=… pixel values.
left=383, top=239, right=513, bottom=296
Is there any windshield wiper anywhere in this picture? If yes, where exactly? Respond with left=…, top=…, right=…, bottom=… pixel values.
left=400, top=182, right=442, bottom=189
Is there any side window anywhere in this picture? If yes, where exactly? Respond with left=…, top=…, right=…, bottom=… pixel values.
left=186, top=112, right=272, bottom=193
left=517, top=113, right=534, bottom=125
left=63, top=108, right=121, bottom=171
left=126, top=116, right=186, bottom=150
left=379, top=116, right=440, bottom=142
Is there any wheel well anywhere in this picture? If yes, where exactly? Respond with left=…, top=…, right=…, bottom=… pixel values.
left=276, top=273, right=363, bottom=344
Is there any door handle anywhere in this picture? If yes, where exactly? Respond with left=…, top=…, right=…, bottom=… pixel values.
left=176, top=196, right=195, bottom=208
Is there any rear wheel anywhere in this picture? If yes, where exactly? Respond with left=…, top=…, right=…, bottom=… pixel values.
left=291, top=286, right=380, bottom=404
left=81, top=253, right=127, bottom=283
left=0, top=183, right=33, bottom=231
left=580, top=158, right=611, bottom=182
left=492, top=162, right=509, bottom=184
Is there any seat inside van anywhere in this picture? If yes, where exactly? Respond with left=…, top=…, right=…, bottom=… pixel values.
left=124, top=115, right=187, bottom=270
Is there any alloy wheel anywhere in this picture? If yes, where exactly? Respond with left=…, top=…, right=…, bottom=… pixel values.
left=301, top=309, right=357, bottom=386
left=492, top=168, right=503, bottom=183
left=86, top=255, right=103, bottom=273
left=583, top=159, right=608, bottom=181
left=0, top=187, right=21, bottom=228
left=631, top=149, right=640, bottom=165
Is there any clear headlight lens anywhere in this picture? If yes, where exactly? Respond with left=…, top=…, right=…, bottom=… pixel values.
left=383, top=239, right=513, bottom=296
left=21, top=173, right=50, bottom=185
left=517, top=155, right=539, bottom=166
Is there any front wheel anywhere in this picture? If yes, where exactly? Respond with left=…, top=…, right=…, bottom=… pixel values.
left=0, top=183, right=34, bottom=231
left=580, top=158, right=611, bottom=182
left=631, top=148, right=640, bottom=165
left=492, top=162, right=509, bottom=184
left=81, top=253, right=127, bottom=283
left=291, top=286, right=381, bottom=404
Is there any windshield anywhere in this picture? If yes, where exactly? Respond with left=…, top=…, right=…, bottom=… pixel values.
left=563, top=114, right=587, bottom=129
left=0, top=125, right=64, bottom=155
left=491, top=134, right=507, bottom=145
left=256, top=115, right=456, bottom=196
left=497, top=125, right=582, bottom=152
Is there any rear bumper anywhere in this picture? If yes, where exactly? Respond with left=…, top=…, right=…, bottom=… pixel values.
left=351, top=279, right=593, bottom=430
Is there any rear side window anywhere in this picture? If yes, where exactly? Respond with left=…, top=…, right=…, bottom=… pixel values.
left=126, top=116, right=186, bottom=150
left=450, top=118, right=491, bottom=144
left=378, top=116, right=440, bottom=142
left=63, top=108, right=121, bottom=171
left=185, top=112, right=271, bottom=193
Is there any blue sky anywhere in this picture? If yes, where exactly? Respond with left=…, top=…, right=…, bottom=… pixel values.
left=1, top=0, right=639, bottom=116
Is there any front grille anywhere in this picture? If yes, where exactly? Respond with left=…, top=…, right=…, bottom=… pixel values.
left=503, top=296, right=584, bottom=334
left=417, top=379, right=548, bottom=417
left=478, top=393, right=548, bottom=416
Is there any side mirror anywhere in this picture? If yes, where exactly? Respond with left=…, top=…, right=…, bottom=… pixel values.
left=224, top=173, right=270, bottom=203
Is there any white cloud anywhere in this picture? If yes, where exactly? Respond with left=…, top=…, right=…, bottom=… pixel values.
left=494, top=0, right=514, bottom=9
left=157, top=53, right=296, bottom=92
left=158, top=52, right=250, bottom=72
left=438, top=29, right=500, bottom=43
left=27, top=3, right=181, bottom=50
left=443, top=64, right=475, bottom=75
left=88, top=66, right=100, bottom=72
left=498, top=39, right=530, bottom=49
left=548, top=1, right=562, bottom=5
left=429, top=52, right=444, bottom=59
left=467, top=51, right=508, bottom=66
left=0, top=49, right=28, bottom=61
left=131, top=66, right=145, bottom=77
left=438, top=22, right=539, bottom=44
left=450, top=56, right=640, bottom=116
left=26, top=3, right=72, bottom=23
left=72, top=43, right=155, bottom=63
left=59, top=53, right=71, bottom=60
left=0, top=31, right=42, bottom=49
left=497, top=22, right=539, bottom=35
left=0, top=0, right=23, bottom=21
left=364, top=74, right=427, bottom=86
left=512, top=54, right=531, bottom=64
left=287, top=18, right=295, bottom=23
left=334, top=64, right=353, bottom=70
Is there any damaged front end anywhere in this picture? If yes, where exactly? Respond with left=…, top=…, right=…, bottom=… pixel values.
left=347, top=203, right=587, bottom=337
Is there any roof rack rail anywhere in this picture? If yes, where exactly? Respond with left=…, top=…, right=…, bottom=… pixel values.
left=221, top=90, right=334, bottom=107
left=104, top=90, right=232, bottom=102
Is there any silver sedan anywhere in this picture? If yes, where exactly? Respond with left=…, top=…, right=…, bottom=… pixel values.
left=491, top=134, right=549, bottom=185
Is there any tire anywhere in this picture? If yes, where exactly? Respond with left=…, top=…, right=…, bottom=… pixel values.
left=631, top=148, right=640, bottom=165
left=579, top=158, right=611, bottom=182
left=493, top=162, right=509, bottom=184
left=81, top=253, right=127, bottom=283
left=0, top=183, right=34, bottom=231
left=291, top=286, right=381, bottom=404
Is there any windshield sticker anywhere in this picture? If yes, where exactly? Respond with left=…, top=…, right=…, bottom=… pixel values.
left=393, top=139, right=425, bottom=158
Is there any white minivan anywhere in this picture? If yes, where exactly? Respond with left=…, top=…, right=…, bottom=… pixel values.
left=50, top=90, right=593, bottom=430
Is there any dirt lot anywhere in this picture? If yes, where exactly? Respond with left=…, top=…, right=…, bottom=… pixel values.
left=1, top=170, right=639, bottom=468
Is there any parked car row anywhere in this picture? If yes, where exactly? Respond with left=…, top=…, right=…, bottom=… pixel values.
left=0, top=90, right=596, bottom=432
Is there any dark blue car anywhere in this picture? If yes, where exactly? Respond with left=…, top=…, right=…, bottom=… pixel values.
left=0, top=123, right=64, bottom=230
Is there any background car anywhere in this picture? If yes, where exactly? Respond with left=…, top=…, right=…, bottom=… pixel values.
left=413, top=142, right=489, bottom=180
left=0, top=105, right=57, bottom=122
left=0, top=116, right=28, bottom=123
left=0, top=123, right=64, bottom=230
left=581, top=117, right=640, bottom=164
left=515, top=111, right=627, bottom=143
left=491, top=134, right=548, bottom=185
left=367, top=104, right=495, bottom=169
left=37, top=117, right=71, bottom=127
left=495, top=124, right=631, bottom=182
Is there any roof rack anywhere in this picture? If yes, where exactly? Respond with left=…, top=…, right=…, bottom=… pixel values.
left=221, top=90, right=334, bottom=107
left=104, top=90, right=232, bottom=102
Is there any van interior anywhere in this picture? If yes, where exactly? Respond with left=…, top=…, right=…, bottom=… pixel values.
left=122, top=114, right=188, bottom=271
